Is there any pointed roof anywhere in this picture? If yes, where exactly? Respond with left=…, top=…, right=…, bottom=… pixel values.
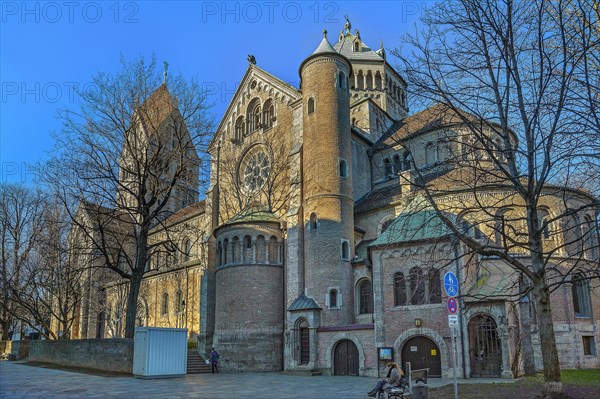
left=136, top=84, right=178, bottom=133
left=288, top=293, right=321, bottom=311
left=312, top=30, right=337, bottom=54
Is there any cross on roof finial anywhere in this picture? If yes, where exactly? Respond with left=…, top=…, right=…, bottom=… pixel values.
left=344, top=15, right=351, bottom=34
left=163, top=61, right=169, bottom=85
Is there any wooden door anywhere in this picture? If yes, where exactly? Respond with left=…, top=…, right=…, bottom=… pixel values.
left=402, top=336, right=442, bottom=377
left=300, top=327, right=310, bottom=364
left=334, top=339, right=359, bottom=376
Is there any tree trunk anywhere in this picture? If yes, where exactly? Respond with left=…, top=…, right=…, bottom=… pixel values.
left=124, top=268, right=143, bottom=339
left=533, top=280, right=563, bottom=398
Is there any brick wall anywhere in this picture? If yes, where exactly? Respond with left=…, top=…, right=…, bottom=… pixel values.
left=28, top=339, right=133, bottom=373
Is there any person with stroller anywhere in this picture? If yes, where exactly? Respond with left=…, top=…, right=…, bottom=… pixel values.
left=367, top=362, right=405, bottom=398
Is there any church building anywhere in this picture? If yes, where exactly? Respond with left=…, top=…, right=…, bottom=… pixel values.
left=75, top=21, right=599, bottom=379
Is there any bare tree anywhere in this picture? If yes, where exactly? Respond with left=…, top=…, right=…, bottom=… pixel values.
left=390, top=1, right=599, bottom=396
left=0, top=184, right=45, bottom=340
left=44, top=56, right=212, bottom=339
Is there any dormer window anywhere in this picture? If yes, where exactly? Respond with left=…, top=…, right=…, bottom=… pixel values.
left=354, top=41, right=360, bottom=52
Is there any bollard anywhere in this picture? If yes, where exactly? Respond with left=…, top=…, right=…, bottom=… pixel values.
left=412, top=381, right=429, bottom=399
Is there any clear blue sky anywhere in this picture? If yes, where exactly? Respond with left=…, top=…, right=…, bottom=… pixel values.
left=1, top=1, right=429, bottom=184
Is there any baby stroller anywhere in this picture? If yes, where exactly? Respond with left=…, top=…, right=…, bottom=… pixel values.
left=380, top=375, right=409, bottom=399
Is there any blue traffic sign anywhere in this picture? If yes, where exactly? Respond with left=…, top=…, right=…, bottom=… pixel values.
left=444, top=272, right=459, bottom=297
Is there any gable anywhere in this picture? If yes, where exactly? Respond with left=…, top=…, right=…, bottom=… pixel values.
left=208, top=65, right=301, bottom=152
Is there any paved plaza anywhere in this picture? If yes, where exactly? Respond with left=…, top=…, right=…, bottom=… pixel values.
left=0, top=361, right=515, bottom=399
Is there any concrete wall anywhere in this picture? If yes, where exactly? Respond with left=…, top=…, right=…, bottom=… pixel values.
left=28, top=339, right=133, bottom=374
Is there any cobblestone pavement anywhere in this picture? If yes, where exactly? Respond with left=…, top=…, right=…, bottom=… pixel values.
left=0, top=361, right=515, bottom=399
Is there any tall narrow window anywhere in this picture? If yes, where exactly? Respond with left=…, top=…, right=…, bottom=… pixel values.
left=359, top=280, right=373, bottom=314
left=161, top=293, right=169, bottom=316
left=394, top=272, right=406, bottom=306
left=339, top=159, right=348, bottom=178
left=341, top=240, right=350, bottom=260
left=308, top=97, right=315, bottom=114
left=572, top=273, right=592, bottom=317
left=175, top=290, right=184, bottom=313
left=410, top=267, right=426, bottom=305
left=329, top=290, right=338, bottom=308
left=232, top=236, right=240, bottom=263
left=393, top=154, right=401, bottom=173
left=429, top=269, right=442, bottom=303
left=338, top=71, right=346, bottom=89
left=384, top=158, right=392, bottom=176
left=310, top=213, right=318, bottom=230
left=184, top=239, right=191, bottom=261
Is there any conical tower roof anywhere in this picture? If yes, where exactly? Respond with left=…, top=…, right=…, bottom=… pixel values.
left=312, top=30, right=337, bottom=54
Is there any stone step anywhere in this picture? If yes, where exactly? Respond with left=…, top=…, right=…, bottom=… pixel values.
left=187, top=350, right=213, bottom=374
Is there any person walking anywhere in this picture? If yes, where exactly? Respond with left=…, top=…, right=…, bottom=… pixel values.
left=210, top=348, right=220, bottom=374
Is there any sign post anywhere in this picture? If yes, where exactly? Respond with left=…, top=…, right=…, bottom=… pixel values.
left=444, top=272, right=459, bottom=399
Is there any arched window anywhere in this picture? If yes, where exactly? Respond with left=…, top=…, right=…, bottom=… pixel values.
left=394, top=272, right=406, bottom=306
left=357, top=71, right=364, bottom=90
left=393, top=154, right=401, bottom=173
left=583, top=215, right=598, bottom=259
left=428, top=268, right=442, bottom=303
left=307, top=97, right=315, bottom=114
left=341, top=240, right=350, bottom=260
left=310, top=213, right=318, bottom=230
left=223, top=238, right=229, bottom=264
left=263, top=99, right=274, bottom=129
left=339, top=158, right=348, bottom=178
left=425, top=142, right=437, bottom=166
left=268, top=236, right=278, bottom=264
left=410, top=267, right=426, bottom=305
left=243, top=235, right=252, bottom=262
left=339, top=71, right=346, bottom=89
left=175, top=290, right=184, bottom=313
left=359, top=280, right=373, bottom=314
left=232, top=236, right=240, bottom=263
left=572, top=273, right=592, bottom=317
left=235, top=116, right=245, bottom=140
left=216, top=241, right=222, bottom=266
left=384, top=158, right=392, bottom=176
left=329, top=289, right=338, bottom=308
left=538, top=209, right=551, bottom=240
left=403, top=151, right=412, bottom=171
left=183, top=239, right=191, bottom=262
left=366, top=71, right=373, bottom=90
left=375, top=71, right=382, bottom=90
left=256, top=235, right=266, bottom=262
left=161, top=292, right=169, bottom=316
left=354, top=41, right=360, bottom=52
left=247, top=98, right=261, bottom=133
left=494, top=208, right=510, bottom=245
left=380, top=218, right=393, bottom=235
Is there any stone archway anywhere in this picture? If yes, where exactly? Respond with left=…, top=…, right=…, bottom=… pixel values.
left=468, top=314, right=502, bottom=377
left=324, top=332, right=367, bottom=376
left=401, top=336, right=442, bottom=377
left=394, top=328, right=449, bottom=378
left=333, top=339, right=359, bottom=375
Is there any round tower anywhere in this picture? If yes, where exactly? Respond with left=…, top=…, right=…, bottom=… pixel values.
left=213, top=208, right=284, bottom=371
left=300, top=30, right=354, bottom=325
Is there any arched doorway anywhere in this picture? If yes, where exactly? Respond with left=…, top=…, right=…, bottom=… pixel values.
left=333, top=339, right=359, bottom=375
left=468, top=314, right=502, bottom=377
left=401, top=336, right=442, bottom=377
left=297, top=319, right=310, bottom=365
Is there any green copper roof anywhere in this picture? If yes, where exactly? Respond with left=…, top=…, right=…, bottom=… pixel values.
left=288, top=293, right=321, bottom=311
left=223, top=206, right=281, bottom=226
left=369, top=196, right=453, bottom=247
